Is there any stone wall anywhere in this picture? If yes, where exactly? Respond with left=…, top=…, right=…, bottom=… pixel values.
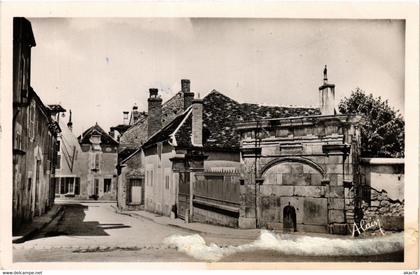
left=13, top=97, right=57, bottom=230
left=237, top=115, right=363, bottom=234
left=144, top=144, right=177, bottom=216
left=193, top=206, right=238, bottom=228
left=117, top=151, right=145, bottom=210
left=359, top=158, right=404, bottom=232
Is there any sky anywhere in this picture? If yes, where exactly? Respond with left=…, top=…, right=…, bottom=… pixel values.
left=29, top=18, right=405, bottom=137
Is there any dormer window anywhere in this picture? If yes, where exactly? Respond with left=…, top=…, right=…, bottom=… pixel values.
left=90, top=134, right=102, bottom=151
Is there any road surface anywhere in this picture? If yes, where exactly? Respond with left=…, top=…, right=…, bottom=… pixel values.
left=13, top=202, right=404, bottom=262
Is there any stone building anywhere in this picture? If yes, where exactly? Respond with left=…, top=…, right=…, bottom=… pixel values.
left=117, top=80, right=195, bottom=210
left=78, top=123, right=119, bottom=200
left=236, top=71, right=363, bottom=234
left=235, top=69, right=404, bottom=235
left=12, top=17, right=60, bottom=230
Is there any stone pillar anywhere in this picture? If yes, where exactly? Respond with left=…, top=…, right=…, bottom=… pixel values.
left=318, top=66, right=336, bottom=115
left=238, top=158, right=257, bottom=228
left=319, top=84, right=335, bottom=115
left=147, top=88, right=162, bottom=138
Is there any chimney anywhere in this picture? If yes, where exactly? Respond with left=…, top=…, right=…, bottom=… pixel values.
left=67, top=110, right=73, bottom=132
left=191, top=97, right=203, bottom=147
left=181, top=79, right=194, bottom=110
left=147, top=88, right=162, bottom=137
left=318, top=65, right=336, bottom=115
left=131, top=104, right=139, bottom=124
left=123, top=111, right=129, bottom=125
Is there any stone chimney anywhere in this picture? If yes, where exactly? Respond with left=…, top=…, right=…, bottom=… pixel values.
left=318, top=65, right=336, bottom=115
left=123, top=111, right=129, bottom=125
left=191, top=97, right=203, bottom=147
left=147, top=88, right=162, bottom=137
left=181, top=79, right=195, bottom=110
left=67, top=110, right=73, bottom=132
left=131, top=104, right=139, bottom=124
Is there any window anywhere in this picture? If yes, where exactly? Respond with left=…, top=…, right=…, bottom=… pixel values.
left=92, top=153, right=100, bottom=170
left=56, top=140, right=60, bottom=152
left=21, top=54, right=28, bottom=91
left=28, top=102, right=35, bottom=140
left=55, top=178, right=60, bottom=194
left=60, top=178, right=65, bottom=194
left=28, top=178, right=32, bottom=192
left=66, top=178, right=74, bottom=193
left=75, top=178, right=80, bottom=195
left=150, top=171, right=153, bottom=187
left=165, top=175, right=170, bottom=189
left=14, top=123, right=22, bottom=150
left=104, top=178, right=112, bottom=193
left=15, top=133, right=22, bottom=150
left=94, top=179, right=99, bottom=195
left=95, top=154, right=100, bottom=169
left=56, top=155, right=61, bottom=169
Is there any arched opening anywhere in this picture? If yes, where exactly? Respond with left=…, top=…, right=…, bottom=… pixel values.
left=261, top=156, right=325, bottom=178
left=283, top=202, right=297, bottom=232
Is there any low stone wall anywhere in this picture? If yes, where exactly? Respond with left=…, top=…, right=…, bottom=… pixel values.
left=362, top=189, right=404, bottom=231
left=360, top=158, right=404, bottom=232
left=192, top=206, right=238, bottom=228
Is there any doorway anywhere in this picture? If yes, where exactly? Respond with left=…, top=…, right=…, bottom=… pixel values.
left=34, top=160, right=41, bottom=216
left=283, top=203, right=297, bottom=233
left=127, top=178, right=144, bottom=205
left=94, top=179, right=99, bottom=197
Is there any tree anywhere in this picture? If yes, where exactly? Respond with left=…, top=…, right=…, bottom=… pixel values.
left=338, top=88, right=404, bottom=158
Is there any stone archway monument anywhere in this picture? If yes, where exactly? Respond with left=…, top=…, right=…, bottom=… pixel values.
left=236, top=114, right=363, bottom=234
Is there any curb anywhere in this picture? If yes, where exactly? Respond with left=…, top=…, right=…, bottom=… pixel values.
left=111, top=205, right=219, bottom=235
left=56, top=199, right=116, bottom=204
left=12, top=205, right=64, bottom=244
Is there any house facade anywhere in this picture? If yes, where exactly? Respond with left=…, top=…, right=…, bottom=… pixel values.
left=116, top=80, right=194, bottom=210
left=12, top=18, right=60, bottom=230
left=78, top=124, right=119, bottom=200
left=51, top=108, right=85, bottom=199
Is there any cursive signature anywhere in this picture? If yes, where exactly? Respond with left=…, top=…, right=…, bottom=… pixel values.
left=351, top=218, right=385, bottom=237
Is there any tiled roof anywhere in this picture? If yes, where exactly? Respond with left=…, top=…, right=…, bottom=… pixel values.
left=118, top=91, right=187, bottom=150
left=142, top=109, right=191, bottom=148
left=162, top=91, right=185, bottom=127
left=78, top=123, right=119, bottom=146
left=122, top=89, right=320, bottom=154
left=175, top=90, right=320, bottom=151
left=119, top=115, right=149, bottom=150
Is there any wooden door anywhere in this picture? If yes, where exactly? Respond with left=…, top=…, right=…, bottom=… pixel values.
left=177, top=172, right=190, bottom=220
